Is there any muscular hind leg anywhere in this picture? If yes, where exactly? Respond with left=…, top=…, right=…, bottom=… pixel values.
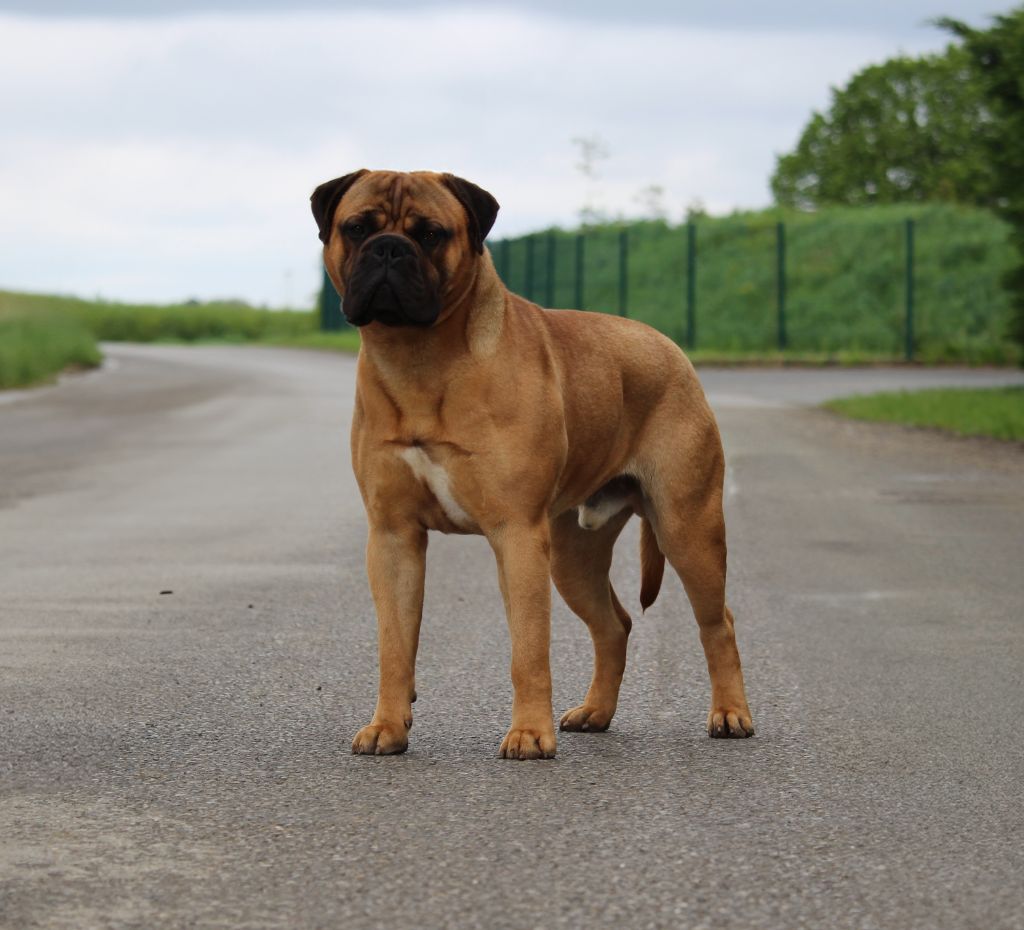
left=550, top=507, right=632, bottom=732
left=648, top=443, right=754, bottom=738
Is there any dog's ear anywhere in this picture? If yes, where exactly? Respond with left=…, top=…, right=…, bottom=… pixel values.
left=311, top=170, right=369, bottom=244
left=442, top=174, right=499, bottom=254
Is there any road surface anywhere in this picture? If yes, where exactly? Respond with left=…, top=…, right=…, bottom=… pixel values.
left=1, top=345, right=1022, bottom=929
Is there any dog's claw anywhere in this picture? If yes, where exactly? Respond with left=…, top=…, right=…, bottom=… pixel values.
left=706, top=708, right=755, bottom=739
left=499, top=727, right=557, bottom=760
left=352, top=722, right=409, bottom=755
left=559, top=704, right=613, bottom=732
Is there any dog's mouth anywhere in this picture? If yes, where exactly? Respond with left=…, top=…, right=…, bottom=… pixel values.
left=366, top=280, right=403, bottom=320
left=345, top=266, right=440, bottom=329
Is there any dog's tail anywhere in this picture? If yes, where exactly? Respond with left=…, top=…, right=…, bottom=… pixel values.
left=639, top=517, right=665, bottom=613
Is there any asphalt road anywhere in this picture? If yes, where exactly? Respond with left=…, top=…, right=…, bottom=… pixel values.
left=2, top=344, right=1023, bottom=930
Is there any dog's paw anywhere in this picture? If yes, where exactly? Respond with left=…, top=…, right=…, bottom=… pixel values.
left=352, top=721, right=409, bottom=755
left=499, top=727, right=557, bottom=760
left=559, top=703, right=613, bottom=732
left=706, top=707, right=755, bottom=739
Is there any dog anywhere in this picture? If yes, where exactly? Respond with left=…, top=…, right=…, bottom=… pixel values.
left=310, top=169, right=754, bottom=759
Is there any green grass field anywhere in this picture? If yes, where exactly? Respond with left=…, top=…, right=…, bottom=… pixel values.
left=0, top=290, right=321, bottom=343
left=492, top=202, right=1020, bottom=365
left=825, top=386, right=1024, bottom=440
left=0, top=289, right=358, bottom=389
left=0, top=296, right=103, bottom=389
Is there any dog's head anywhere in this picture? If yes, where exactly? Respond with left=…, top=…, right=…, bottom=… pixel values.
left=311, top=169, right=499, bottom=328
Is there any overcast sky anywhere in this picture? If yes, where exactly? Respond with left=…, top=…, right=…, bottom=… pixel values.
left=0, top=0, right=1004, bottom=307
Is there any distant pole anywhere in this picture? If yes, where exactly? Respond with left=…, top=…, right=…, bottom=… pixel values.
left=618, top=228, right=628, bottom=318
left=776, top=220, right=788, bottom=350
left=905, top=218, right=915, bottom=361
left=546, top=230, right=556, bottom=307
left=686, top=222, right=696, bottom=349
left=525, top=235, right=535, bottom=302
left=574, top=233, right=585, bottom=310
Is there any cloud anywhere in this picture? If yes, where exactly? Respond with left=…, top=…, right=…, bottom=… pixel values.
left=0, top=0, right=999, bottom=35
left=0, top=6, right=963, bottom=305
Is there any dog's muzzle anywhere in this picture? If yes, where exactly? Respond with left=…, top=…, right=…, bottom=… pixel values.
left=345, top=234, right=440, bottom=328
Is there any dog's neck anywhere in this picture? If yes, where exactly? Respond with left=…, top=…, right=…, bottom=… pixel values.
left=462, top=251, right=506, bottom=357
left=357, top=249, right=507, bottom=387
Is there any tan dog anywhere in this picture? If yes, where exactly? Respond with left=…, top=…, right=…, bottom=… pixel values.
left=311, top=169, right=754, bottom=759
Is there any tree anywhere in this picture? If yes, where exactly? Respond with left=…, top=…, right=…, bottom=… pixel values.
left=940, top=6, right=1024, bottom=352
left=772, top=48, right=998, bottom=210
left=634, top=184, right=668, bottom=220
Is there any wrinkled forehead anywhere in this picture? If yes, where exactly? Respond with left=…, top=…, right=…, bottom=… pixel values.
left=339, top=171, right=462, bottom=225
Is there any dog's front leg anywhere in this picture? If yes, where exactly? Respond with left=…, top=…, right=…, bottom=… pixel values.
left=490, top=522, right=557, bottom=760
left=351, top=522, right=426, bottom=755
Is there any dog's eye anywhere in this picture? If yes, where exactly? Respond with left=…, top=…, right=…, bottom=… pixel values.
left=419, top=228, right=444, bottom=247
left=345, top=223, right=367, bottom=240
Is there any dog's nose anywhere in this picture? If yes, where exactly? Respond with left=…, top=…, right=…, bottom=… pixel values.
left=369, top=234, right=414, bottom=263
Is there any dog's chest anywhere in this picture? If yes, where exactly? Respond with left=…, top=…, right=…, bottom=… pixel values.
left=396, top=445, right=474, bottom=530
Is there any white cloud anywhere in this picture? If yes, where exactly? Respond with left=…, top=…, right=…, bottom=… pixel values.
left=0, top=7, right=955, bottom=305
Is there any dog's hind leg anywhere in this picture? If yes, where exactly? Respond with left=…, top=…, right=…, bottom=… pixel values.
left=550, top=507, right=633, bottom=732
left=644, top=425, right=754, bottom=738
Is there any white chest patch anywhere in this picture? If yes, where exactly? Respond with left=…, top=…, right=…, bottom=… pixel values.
left=398, top=447, right=472, bottom=527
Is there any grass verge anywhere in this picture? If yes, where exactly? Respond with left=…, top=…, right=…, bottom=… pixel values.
left=824, top=386, right=1024, bottom=441
left=262, top=330, right=362, bottom=353
left=688, top=349, right=908, bottom=367
left=0, top=300, right=102, bottom=390
left=0, top=290, right=319, bottom=343
left=0, top=289, right=360, bottom=389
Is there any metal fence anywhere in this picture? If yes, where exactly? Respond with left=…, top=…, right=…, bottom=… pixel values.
left=320, top=269, right=345, bottom=331
left=488, top=211, right=1013, bottom=362
left=320, top=208, right=1014, bottom=362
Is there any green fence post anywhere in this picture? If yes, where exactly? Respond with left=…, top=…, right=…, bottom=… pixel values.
left=525, top=234, right=535, bottom=302
left=319, top=267, right=344, bottom=331
left=546, top=230, right=556, bottom=307
left=618, top=228, right=628, bottom=318
left=776, top=220, right=788, bottom=350
left=574, top=232, right=585, bottom=310
left=686, top=222, right=696, bottom=349
left=905, top=218, right=915, bottom=361
left=500, top=239, right=510, bottom=284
